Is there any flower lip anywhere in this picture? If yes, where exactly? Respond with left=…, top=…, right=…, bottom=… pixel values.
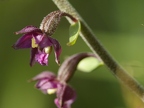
left=35, top=52, right=49, bottom=66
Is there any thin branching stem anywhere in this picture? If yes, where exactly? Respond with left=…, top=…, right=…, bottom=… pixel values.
left=52, top=0, right=144, bottom=101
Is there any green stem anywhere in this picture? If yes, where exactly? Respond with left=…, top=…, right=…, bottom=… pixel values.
left=52, top=0, right=144, bottom=101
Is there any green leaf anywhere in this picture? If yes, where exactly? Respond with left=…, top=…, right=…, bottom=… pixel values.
left=67, top=21, right=81, bottom=46
left=77, top=57, right=103, bottom=73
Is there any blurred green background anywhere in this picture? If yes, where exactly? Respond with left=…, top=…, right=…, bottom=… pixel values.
left=1, top=0, right=144, bottom=108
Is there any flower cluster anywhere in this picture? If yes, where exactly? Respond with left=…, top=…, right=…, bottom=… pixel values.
left=12, top=11, right=85, bottom=108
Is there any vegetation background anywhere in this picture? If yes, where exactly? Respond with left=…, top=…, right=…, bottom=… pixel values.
left=1, top=0, right=144, bottom=108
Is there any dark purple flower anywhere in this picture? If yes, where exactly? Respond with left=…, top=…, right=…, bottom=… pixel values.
left=13, top=26, right=61, bottom=66
left=32, top=71, right=76, bottom=108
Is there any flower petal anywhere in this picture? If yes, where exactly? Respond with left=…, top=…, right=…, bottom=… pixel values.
left=32, top=71, right=56, bottom=80
left=35, top=79, right=58, bottom=94
left=36, top=35, right=53, bottom=48
left=13, top=33, right=33, bottom=49
left=55, top=84, right=76, bottom=108
left=49, top=37, right=62, bottom=65
left=33, top=34, right=44, bottom=45
left=30, top=48, right=38, bottom=66
left=36, top=79, right=57, bottom=90
left=15, top=25, right=42, bottom=34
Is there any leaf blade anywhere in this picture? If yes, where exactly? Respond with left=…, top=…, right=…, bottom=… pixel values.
left=67, top=21, right=81, bottom=46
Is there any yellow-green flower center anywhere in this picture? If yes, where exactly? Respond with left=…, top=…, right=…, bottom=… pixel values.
left=47, top=88, right=57, bottom=94
left=44, top=46, right=52, bottom=54
left=31, top=38, right=38, bottom=48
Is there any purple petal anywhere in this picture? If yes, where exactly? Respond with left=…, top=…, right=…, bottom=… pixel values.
left=35, top=52, right=49, bottom=65
left=15, top=25, right=42, bottom=34
left=13, top=33, right=33, bottom=49
left=35, top=79, right=58, bottom=94
left=33, top=34, right=44, bottom=45
left=35, top=34, right=53, bottom=48
left=40, top=81, right=57, bottom=93
left=32, top=71, right=56, bottom=81
left=55, top=84, right=76, bottom=108
left=36, top=79, right=57, bottom=89
left=30, top=48, right=38, bottom=66
left=49, top=37, right=62, bottom=65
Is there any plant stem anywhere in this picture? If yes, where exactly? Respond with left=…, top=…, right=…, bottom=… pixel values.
left=52, top=0, right=144, bottom=101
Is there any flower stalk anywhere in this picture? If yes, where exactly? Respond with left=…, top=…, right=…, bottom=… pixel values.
left=52, top=0, right=144, bottom=102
